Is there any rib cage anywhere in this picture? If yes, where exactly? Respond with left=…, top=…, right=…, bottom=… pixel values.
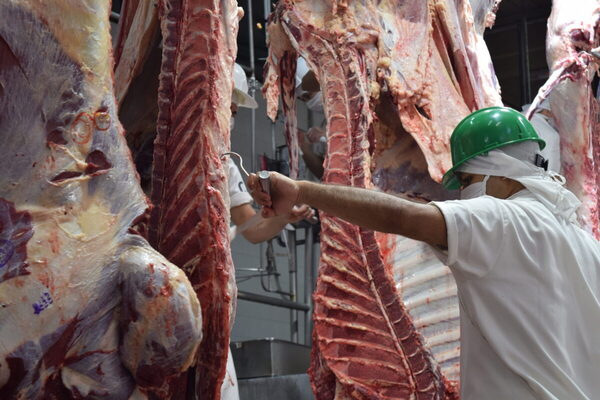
left=150, top=0, right=241, bottom=398
left=274, top=12, right=452, bottom=398
left=380, top=234, right=460, bottom=383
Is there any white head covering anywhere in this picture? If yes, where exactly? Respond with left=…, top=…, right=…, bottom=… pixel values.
left=296, top=57, right=310, bottom=91
left=522, top=97, right=552, bottom=114
left=232, top=63, right=258, bottom=109
left=528, top=114, right=561, bottom=172
left=520, top=99, right=561, bottom=172
left=457, top=141, right=581, bottom=222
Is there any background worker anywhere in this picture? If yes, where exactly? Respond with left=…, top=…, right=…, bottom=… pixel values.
left=228, top=62, right=314, bottom=243
left=220, top=63, right=314, bottom=400
left=248, top=107, right=600, bottom=400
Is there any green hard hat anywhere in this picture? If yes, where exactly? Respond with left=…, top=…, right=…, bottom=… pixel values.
left=442, top=107, right=546, bottom=190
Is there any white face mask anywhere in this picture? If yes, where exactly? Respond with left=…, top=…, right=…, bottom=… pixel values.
left=230, top=117, right=235, bottom=131
left=460, top=175, right=490, bottom=200
left=305, top=92, right=323, bottom=112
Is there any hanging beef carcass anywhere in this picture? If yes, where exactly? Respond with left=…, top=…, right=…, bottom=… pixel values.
left=113, top=0, right=163, bottom=177
left=149, top=0, right=243, bottom=399
left=526, top=0, right=600, bottom=238
left=113, top=0, right=160, bottom=106
left=0, top=1, right=202, bottom=399
left=112, top=0, right=244, bottom=397
left=264, top=0, right=503, bottom=398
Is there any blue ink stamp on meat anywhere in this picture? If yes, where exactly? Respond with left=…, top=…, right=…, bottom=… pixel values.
left=0, top=239, right=14, bottom=268
left=33, top=291, right=53, bottom=315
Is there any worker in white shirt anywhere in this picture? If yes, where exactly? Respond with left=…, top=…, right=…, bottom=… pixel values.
left=220, top=63, right=314, bottom=400
left=228, top=63, right=314, bottom=243
left=248, top=107, right=600, bottom=400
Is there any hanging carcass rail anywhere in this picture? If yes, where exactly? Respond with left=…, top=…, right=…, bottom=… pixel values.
left=0, top=1, right=202, bottom=399
left=525, top=0, right=600, bottom=239
left=263, top=0, right=503, bottom=398
left=149, top=0, right=243, bottom=399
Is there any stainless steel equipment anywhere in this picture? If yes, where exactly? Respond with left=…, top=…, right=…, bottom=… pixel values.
left=238, top=374, right=314, bottom=400
left=231, top=338, right=310, bottom=379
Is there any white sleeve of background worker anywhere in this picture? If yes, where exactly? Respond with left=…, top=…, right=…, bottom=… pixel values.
left=227, top=158, right=253, bottom=208
left=433, top=192, right=600, bottom=400
left=223, top=156, right=277, bottom=400
left=220, top=348, right=240, bottom=400
left=221, top=158, right=246, bottom=399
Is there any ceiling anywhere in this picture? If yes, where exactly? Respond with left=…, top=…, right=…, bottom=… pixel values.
left=495, top=0, right=552, bottom=21
left=486, top=0, right=553, bottom=107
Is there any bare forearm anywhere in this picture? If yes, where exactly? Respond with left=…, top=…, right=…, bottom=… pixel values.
left=242, top=215, right=288, bottom=244
left=232, top=204, right=284, bottom=244
left=296, top=181, right=447, bottom=246
left=297, top=181, right=404, bottom=232
left=247, top=171, right=447, bottom=246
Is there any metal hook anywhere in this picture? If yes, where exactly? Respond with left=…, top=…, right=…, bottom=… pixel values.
left=221, top=151, right=250, bottom=177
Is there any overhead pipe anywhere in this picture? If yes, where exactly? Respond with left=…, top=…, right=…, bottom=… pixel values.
left=303, top=225, right=315, bottom=346
left=247, top=0, right=257, bottom=172
left=286, top=229, right=299, bottom=343
left=238, top=291, right=310, bottom=311
left=110, top=11, right=120, bottom=23
left=518, top=17, right=532, bottom=104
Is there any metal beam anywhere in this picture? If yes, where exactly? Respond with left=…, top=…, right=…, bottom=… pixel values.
left=518, top=17, right=532, bottom=104
left=110, top=11, right=120, bottom=23
left=247, top=0, right=257, bottom=172
left=303, top=225, right=316, bottom=346
left=238, top=291, right=310, bottom=312
left=494, top=5, right=551, bottom=27
left=287, top=230, right=299, bottom=342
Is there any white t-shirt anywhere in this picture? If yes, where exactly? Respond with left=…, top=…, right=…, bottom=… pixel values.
left=222, top=158, right=249, bottom=399
left=220, top=349, right=239, bottom=400
left=433, top=190, right=600, bottom=400
left=226, top=158, right=253, bottom=241
left=227, top=158, right=253, bottom=208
